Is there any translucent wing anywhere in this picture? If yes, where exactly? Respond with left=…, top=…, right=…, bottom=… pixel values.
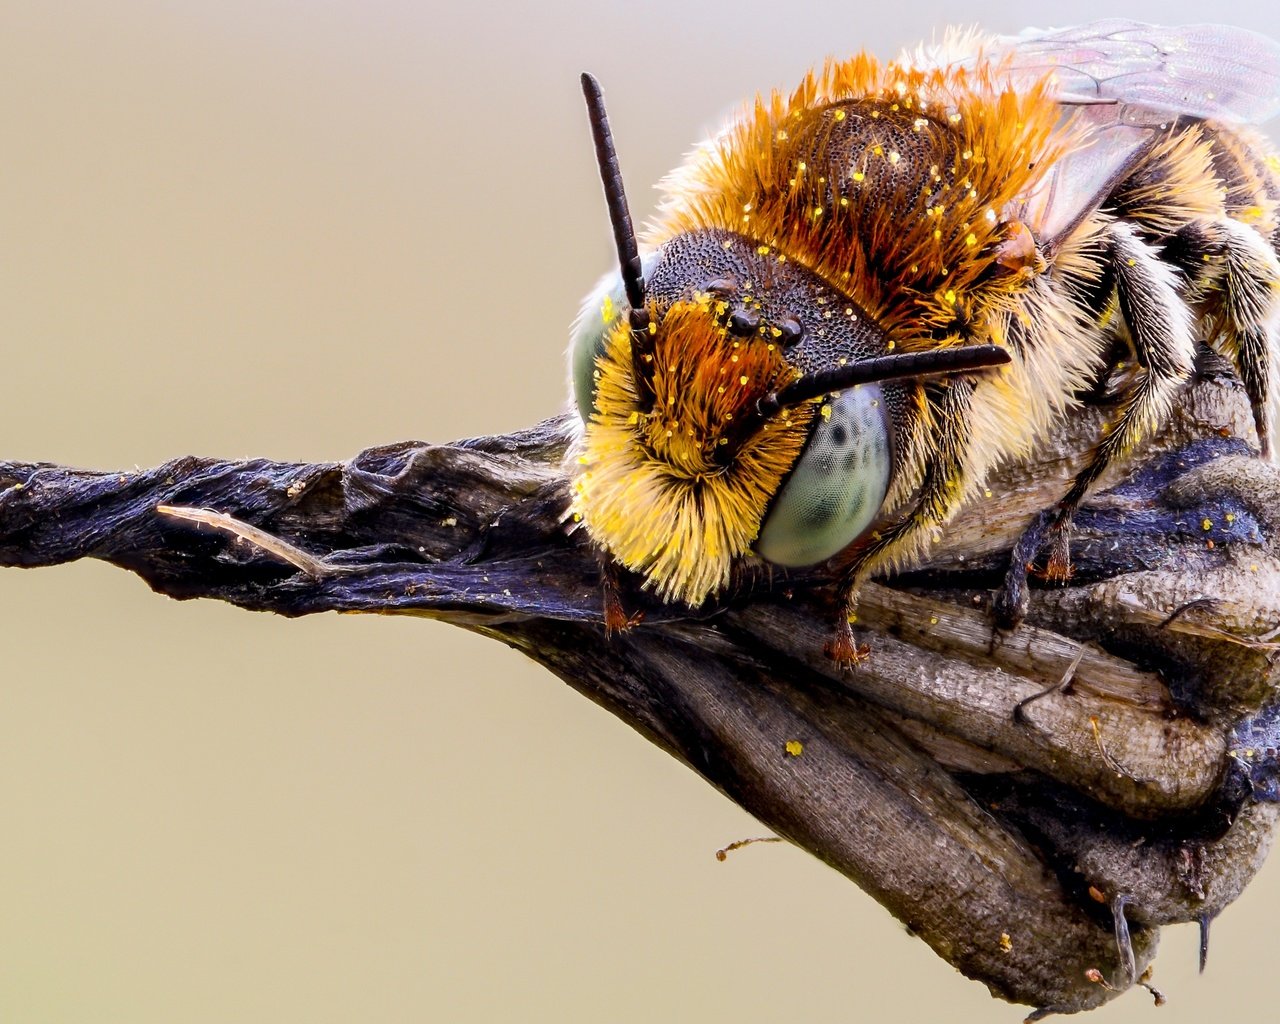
left=914, top=21, right=1280, bottom=243
left=982, top=20, right=1280, bottom=126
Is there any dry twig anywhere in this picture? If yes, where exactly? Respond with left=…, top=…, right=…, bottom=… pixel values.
left=3, top=369, right=1280, bottom=1017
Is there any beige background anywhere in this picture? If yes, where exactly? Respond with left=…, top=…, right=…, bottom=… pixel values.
left=3, top=2, right=1279, bottom=1021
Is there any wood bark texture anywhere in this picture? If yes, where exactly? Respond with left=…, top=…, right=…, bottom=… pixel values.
left=3, top=360, right=1280, bottom=1018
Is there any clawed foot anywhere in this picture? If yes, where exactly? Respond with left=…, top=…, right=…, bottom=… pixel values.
left=599, top=556, right=644, bottom=636
left=603, top=600, right=644, bottom=636
left=824, top=618, right=870, bottom=668
left=994, top=507, right=1075, bottom=629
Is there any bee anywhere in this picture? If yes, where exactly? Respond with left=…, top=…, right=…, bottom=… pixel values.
left=568, top=21, right=1280, bottom=662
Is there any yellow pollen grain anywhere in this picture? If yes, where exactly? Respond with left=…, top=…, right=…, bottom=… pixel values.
left=739, top=375, right=749, bottom=386
left=813, top=205, right=823, bottom=217
left=797, top=161, right=807, bottom=172
left=965, top=233, right=977, bottom=246
left=1202, top=518, right=1213, bottom=531
left=888, top=151, right=900, bottom=165
left=784, top=740, right=804, bottom=757
left=1227, top=513, right=1236, bottom=523
left=821, top=404, right=832, bottom=420
left=852, top=171, right=865, bottom=182
left=626, top=411, right=640, bottom=426
left=944, top=289, right=956, bottom=304
left=934, top=229, right=942, bottom=239
left=929, top=616, right=939, bottom=625
left=757, top=245, right=770, bottom=255
left=776, top=129, right=788, bottom=141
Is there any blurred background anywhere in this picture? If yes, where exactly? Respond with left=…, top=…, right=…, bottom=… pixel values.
left=2, top=2, right=1278, bottom=1021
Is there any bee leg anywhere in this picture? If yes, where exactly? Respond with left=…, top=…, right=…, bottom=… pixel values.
left=597, top=552, right=642, bottom=635
left=1166, top=219, right=1278, bottom=448
left=828, top=379, right=975, bottom=666
left=996, top=222, right=1197, bottom=627
left=1198, top=217, right=1280, bottom=458
left=993, top=508, right=1052, bottom=628
left=824, top=613, right=870, bottom=668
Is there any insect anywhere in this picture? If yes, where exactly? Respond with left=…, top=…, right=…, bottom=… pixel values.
left=568, top=21, right=1280, bottom=662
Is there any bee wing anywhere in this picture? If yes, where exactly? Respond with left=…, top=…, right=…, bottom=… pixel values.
left=983, top=20, right=1280, bottom=125
left=924, top=21, right=1280, bottom=244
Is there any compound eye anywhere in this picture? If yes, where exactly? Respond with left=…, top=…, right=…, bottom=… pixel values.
left=755, top=385, right=892, bottom=567
left=569, top=252, right=660, bottom=421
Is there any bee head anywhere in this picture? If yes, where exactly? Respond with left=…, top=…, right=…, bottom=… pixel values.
left=572, top=74, right=1010, bottom=606
left=571, top=257, right=820, bottom=606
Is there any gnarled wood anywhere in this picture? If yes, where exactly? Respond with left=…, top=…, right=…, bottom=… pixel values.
left=3, top=370, right=1279, bottom=1018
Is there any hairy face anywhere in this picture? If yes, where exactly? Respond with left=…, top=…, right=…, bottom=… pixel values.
left=571, top=292, right=814, bottom=605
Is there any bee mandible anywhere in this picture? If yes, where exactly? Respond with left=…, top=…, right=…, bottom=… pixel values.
left=568, top=21, right=1280, bottom=662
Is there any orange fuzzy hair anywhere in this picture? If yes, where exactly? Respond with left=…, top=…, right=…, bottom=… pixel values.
left=572, top=294, right=815, bottom=606
left=650, top=50, right=1072, bottom=353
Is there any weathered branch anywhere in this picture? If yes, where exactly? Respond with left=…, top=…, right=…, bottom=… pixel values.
left=3, top=365, right=1279, bottom=1018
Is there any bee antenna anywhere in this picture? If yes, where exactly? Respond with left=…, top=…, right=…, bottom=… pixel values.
left=581, top=72, right=653, bottom=387
left=759, top=345, right=1011, bottom=417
